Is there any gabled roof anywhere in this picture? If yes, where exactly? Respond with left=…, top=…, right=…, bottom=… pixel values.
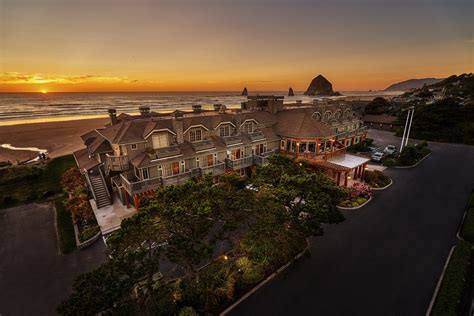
left=275, top=109, right=335, bottom=139
left=73, top=148, right=101, bottom=171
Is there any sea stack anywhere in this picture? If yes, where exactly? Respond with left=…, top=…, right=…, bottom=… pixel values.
left=288, top=87, right=295, bottom=96
left=304, top=75, right=341, bottom=96
left=241, top=87, right=248, bottom=96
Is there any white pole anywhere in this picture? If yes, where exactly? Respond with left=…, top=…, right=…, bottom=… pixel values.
left=400, top=108, right=410, bottom=151
left=405, top=108, right=414, bottom=146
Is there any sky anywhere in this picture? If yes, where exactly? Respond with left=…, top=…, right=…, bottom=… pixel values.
left=0, top=0, right=472, bottom=92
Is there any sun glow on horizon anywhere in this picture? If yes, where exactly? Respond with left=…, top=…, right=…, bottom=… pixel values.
left=41, top=90, right=48, bottom=94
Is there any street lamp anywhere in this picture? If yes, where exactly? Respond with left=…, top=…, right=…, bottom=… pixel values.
left=400, top=106, right=415, bottom=152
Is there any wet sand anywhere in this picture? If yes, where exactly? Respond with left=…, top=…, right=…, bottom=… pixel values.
left=0, top=117, right=109, bottom=163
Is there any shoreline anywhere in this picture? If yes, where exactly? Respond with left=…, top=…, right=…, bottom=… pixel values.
left=0, top=117, right=109, bottom=162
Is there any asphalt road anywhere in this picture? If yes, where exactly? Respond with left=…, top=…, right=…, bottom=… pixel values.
left=0, top=202, right=106, bottom=315
left=230, top=131, right=474, bottom=316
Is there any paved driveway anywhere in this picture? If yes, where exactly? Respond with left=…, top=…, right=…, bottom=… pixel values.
left=230, top=131, right=474, bottom=316
left=0, top=203, right=106, bottom=315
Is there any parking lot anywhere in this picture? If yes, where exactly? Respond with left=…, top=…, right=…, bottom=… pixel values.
left=0, top=202, right=106, bottom=315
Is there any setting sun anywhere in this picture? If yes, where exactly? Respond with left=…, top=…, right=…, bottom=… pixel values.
left=41, top=90, right=47, bottom=94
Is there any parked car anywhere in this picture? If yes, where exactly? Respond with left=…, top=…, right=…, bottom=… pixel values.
left=384, top=145, right=397, bottom=155
left=368, top=146, right=380, bottom=154
left=371, top=151, right=385, bottom=163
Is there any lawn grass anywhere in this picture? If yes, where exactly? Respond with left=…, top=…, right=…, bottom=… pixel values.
left=0, top=155, right=76, bottom=209
left=55, top=197, right=77, bottom=254
left=461, top=192, right=474, bottom=243
left=432, top=240, right=473, bottom=316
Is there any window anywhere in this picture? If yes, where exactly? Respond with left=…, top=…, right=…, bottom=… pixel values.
left=142, top=168, right=149, bottom=179
left=323, top=111, right=332, bottom=121
left=157, top=165, right=163, bottom=177
left=219, top=125, right=231, bottom=137
left=242, top=121, right=255, bottom=134
left=308, top=142, right=316, bottom=152
left=180, top=160, right=185, bottom=172
left=334, top=111, right=341, bottom=120
left=312, top=112, right=322, bottom=121
left=196, top=157, right=200, bottom=168
left=131, top=144, right=137, bottom=150
left=152, top=133, right=168, bottom=149
left=281, top=140, right=286, bottom=149
left=189, top=128, right=202, bottom=142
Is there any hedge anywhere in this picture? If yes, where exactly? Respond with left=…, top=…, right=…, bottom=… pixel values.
left=55, top=197, right=76, bottom=254
left=432, top=241, right=472, bottom=316
left=461, top=193, right=474, bottom=243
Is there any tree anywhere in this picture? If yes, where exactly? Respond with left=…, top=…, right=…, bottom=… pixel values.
left=364, top=97, right=391, bottom=115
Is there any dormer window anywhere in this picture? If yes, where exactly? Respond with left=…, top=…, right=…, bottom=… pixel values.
left=312, top=112, right=322, bottom=121
left=334, top=111, right=341, bottom=120
left=152, top=132, right=168, bottom=149
left=219, top=125, right=231, bottom=137
left=323, top=111, right=332, bottom=121
left=189, top=128, right=202, bottom=142
left=242, top=121, right=255, bottom=134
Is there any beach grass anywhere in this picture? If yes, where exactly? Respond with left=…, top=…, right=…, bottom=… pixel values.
left=0, top=155, right=76, bottom=209
left=55, top=197, right=77, bottom=254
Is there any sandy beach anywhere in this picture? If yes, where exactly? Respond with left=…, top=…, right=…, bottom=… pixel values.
left=0, top=117, right=109, bottom=163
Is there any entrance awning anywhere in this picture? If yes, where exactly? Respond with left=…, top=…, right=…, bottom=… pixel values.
left=327, top=154, right=370, bottom=169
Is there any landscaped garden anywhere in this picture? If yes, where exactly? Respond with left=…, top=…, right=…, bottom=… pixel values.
left=61, top=167, right=100, bottom=243
left=364, top=170, right=391, bottom=189
left=383, top=142, right=431, bottom=167
left=432, top=191, right=474, bottom=316
left=337, top=182, right=372, bottom=208
left=57, top=155, right=347, bottom=315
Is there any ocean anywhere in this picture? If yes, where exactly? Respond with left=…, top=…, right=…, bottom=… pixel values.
left=0, top=91, right=400, bottom=126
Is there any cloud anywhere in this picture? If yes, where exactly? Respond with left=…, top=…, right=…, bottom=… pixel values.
left=0, top=72, right=138, bottom=85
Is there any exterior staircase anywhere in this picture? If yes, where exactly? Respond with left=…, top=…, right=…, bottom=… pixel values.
left=89, top=173, right=111, bottom=209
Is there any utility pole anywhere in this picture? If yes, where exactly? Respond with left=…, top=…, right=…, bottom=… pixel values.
left=400, top=106, right=415, bottom=152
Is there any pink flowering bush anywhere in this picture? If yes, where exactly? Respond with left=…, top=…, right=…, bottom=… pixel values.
left=338, top=182, right=372, bottom=208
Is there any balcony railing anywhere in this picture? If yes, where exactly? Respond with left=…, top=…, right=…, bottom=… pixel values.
left=120, top=173, right=162, bottom=195
left=105, top=154, right=130, bottom=171
left=335, top=126, right=368, bottom=140
left=225, top=156, right=254, bottom=170
left=281, top=147, right=346, bottom=162
left=161, top=169, right=201, bottom=186
left=201, top=161, right=226, bottom=176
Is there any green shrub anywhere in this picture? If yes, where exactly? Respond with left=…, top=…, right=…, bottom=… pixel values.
left=383, top=158, right=398, bottom=167
left=461, top=193, right=474, bottom=243
left=55, top=198, right=76, bottom=254
left=364, top=170, right=390, bottom=187
left=432, top=241, right=472, bottom=316
left=79, top=225, right=100, bottom=242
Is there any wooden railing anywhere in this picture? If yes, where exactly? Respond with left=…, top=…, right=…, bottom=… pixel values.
left=105, top=154, right=130, bottom=171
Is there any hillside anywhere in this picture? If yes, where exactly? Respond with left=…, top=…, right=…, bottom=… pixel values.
left=385, top=78, right=443, bottom=91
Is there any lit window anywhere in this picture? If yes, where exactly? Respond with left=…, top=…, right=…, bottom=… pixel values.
left=189, top=128, right=202, bottom=142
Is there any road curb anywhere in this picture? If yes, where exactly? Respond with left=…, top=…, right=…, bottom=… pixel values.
left=393, top=152, right=431, bottom=169
left=220, top=239, right=309, bottom=315
left=370, top=178, right=393, bottom=191
left=337, top=195, right=373, bottom=211
left=425, top=245, right=456, bottom=316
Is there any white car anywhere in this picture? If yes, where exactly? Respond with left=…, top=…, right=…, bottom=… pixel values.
left=384, top=145, right=397, bottom=155
left=371, top=151, right=385, bottom=163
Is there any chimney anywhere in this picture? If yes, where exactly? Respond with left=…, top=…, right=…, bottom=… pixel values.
left=218, top=104, right=227, bottom=114
left=213, top=104, right=222, bottom=111
left=172, top=111, right=184, bottom=144
left=139, top=106, right=150, bottom=115
left=108, top=108, right=117, bottom=125
left=192, top=104, right=202, bottom=112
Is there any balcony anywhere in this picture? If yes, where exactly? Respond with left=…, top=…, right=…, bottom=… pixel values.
left=161, top=168, right=201, bottom=186
left=105, top=154, right=130, bottom=171
left=335, top=126, right=368, bottom=140
left=120, top=172, right=162, bottom=195
left=201, top=161, right=226, bottom=176
left=225, top=156, right=253, bottom=170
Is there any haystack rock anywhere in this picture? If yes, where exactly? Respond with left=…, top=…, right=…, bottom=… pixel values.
left=288, top=87, right=295, bottom=96
left=304, top=75, right=341, bottom=96
left=241, top=87, right=248, bottom=96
